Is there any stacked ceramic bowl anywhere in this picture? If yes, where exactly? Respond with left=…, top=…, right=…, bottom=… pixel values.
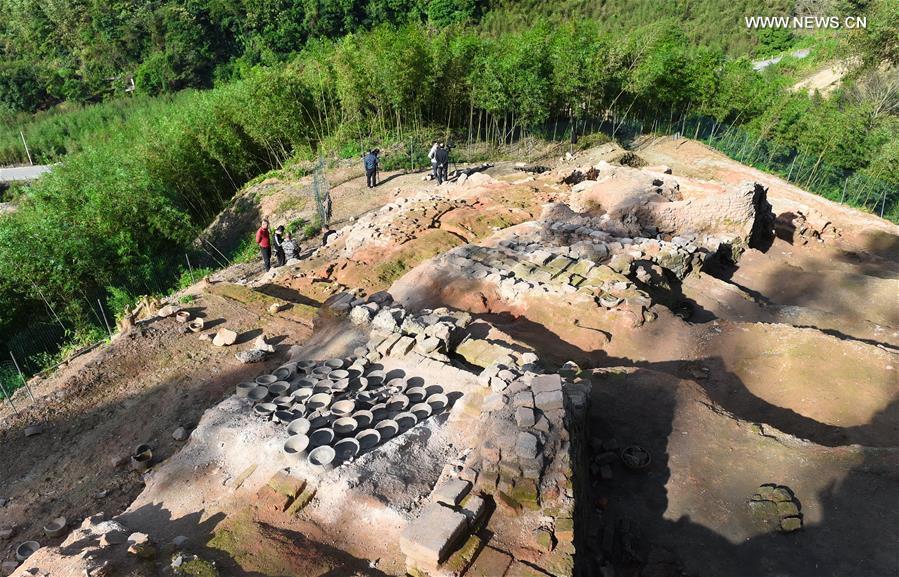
left=238, top=356, right=454, bottom=471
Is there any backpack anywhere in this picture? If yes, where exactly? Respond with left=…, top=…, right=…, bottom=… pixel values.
left=364, top=154, right=377, bottom=170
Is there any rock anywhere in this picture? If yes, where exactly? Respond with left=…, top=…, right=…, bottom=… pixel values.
left=1, top=561, right=19, bottom=576
left=516, top=432, right=539, bottom=460
left=0, top=527, right=13, bottom=540
left=99, top=530, right=127, bottom=548
left=212, top=328, right=238, bottom=347
left=400, top=503, right=469, bottom=568
left=535, top=390, right=564, bottom=411
left=24, top=424, right=44, bottom=437
left=253, top=334, right=275, bottom=353
left=157, top=304, right=180, bottom=317
left=349, top=306, right=373, bottom=325
left=126, top=532, right=156, bottom=559
left=515, top=407, right=536, bottom=428
left=172, top=427, right=189, bottom=442
left=235, top=349, right=269, bottom=363
left=86, top=561, right=113, bottom=577
left=483, top=393, right=506, bottom=412
left=0, top=497, right=7, bottom=507
left=780, top=516, right=803, bottom=532
left=268, top=302, right=286, bottom=314
left=513, top=391, right=534, bottom=409
left=431, top=478, right=472, bottom=506
left=371, top=308, right=401, bottom=334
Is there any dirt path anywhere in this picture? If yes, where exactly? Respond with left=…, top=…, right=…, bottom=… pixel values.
left=0, top=291, right=310, bottom=552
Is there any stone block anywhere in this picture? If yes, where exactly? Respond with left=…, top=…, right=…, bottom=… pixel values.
left=432, top=478, right=472, bottom=506
left=376, top=333, right=402, bottom=355
left=255, top=485, right=292, bottom=512
left=515, top=407, right=536, bottom=428
left=460, top=494, right=487, bottom=529
left=467, top=546, right=513, bottom=577
left=554, top=517, right=574, bottom=542
left=513, top=391, right=534, bottom=409
left=400, top=503, right=470, bottom=567
left=390, top=335, right=416, bottom=356
left=535, top=527, right=555, bottom=552
left=496, top=491, right=522, bottom=515
left=535, top=390, right=564, bottom=411
left=483, top=393, right=507, bottom=412
left=531, top=374, right=562, bottom=395
left=510, top=479, right=539, bottom=505
left=516, top=432, right=540, bottom=460
left=286, top=486, right=317, bottom=515
left=268, top=471, right=305, bottom=499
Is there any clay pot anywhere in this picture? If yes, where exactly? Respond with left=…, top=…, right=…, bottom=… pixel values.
left=308, top=446, right=336, bottom=470
left=273, top=410, right=294, bottom=424
left=386, top=394, right=409, bottom=412
left=15, top=541, right=40, bottom=562
left=331, top=400, right=356, bottom=417
left=352, top=410, right=374, bottom=428
left=42, top=517, right=66, bottom=538
left=312, top=366, right=332, bottom=378
left=247, top=387, right=269, bottom=402
left=328, top=369, right=350, bottom=381
left=365, top=370, right=386, bottom=385
left=426, top=393, right=449, bottom=412
left=349, top=377, right=369, bottom=392
left=307, top=393, right=333, bottom=410
left=406, top=387, right=427, bottom=403
left=334, top=438, right=360, bottom=464
left=284, top=434, right=310, bottom=458
left=131, top=444, right=153, bottom=472
left=292, top=387, right=314, bottom=402
left=253, top=403, right=277, bottom=418
left=325, top=358, right=345, bottom=369
left=188, top=318, right=205, bottom=333
left=175, top=311, right=191, bottom=323
left=273, top=366, right=294, bottom=381
left=374, top=419, right=398, bottom=440
left=394, top=412, right=417, bottom=430
left=620, top=446, right=652, bottom=470
left=267, top=381, right=290, bottom=397
left=235, top=382, right=256, bottom=398
left=371, top=403, right=389, bottom=421
left=287, top=418, right=311, bottom=436
left=309, top=428, right=335, bottom=448
left=333, top=417, right=358, bottom=437
left=330, top=378, right=350, bottom=392
left=355, top=428, right=381, bottom=450
left=410, top=402, right=433, bottom=420
left=256, top=374, right=278, bottom=386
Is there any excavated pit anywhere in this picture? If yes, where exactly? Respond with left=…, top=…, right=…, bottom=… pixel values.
left=3, top=143, right=896, bottom=577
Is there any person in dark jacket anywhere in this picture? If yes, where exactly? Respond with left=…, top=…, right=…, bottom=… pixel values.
left=273, top=225, right=286, bottom=267
left=363, top=149, right=379, bottom=188
left=434, top=144, right=449, bottom=185
left=256, top=218, right=272, bottom=271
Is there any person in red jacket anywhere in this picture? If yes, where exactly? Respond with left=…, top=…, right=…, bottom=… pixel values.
left=256, top=218, right=272, bottom=271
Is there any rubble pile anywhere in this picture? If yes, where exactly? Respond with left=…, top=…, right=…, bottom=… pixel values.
left=400, top=366, right=590, bottom=577
left=342, top=193, right=469, bottom=256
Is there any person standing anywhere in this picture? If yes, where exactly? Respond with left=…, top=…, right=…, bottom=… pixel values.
left=428, top=141, right=439, bottom=182
left=282, top=231, right=298, bottom=261
left=256, top=218, right=272, bottom=271
left=363, top=149, right=379, bottom=188
left=435, top=143, right=449, bottom=185
left=273, top=225, right=286, bottom=267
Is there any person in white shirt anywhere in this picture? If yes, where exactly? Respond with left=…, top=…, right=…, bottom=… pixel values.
left=428, top=141, right=440, bottom=182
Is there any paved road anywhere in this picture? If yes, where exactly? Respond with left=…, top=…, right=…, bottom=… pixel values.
left=0, top=164, right=52, bottom=182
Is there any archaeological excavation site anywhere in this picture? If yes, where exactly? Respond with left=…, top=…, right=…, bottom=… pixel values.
left=0, top=138, right=896, bottom=577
